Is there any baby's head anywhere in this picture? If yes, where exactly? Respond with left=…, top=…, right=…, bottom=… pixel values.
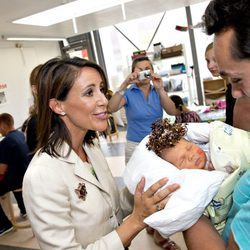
left=146, top=118, right=207, bottom=170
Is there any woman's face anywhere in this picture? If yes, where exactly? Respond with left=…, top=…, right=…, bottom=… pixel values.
left=60, top=67, right=108, bottom=135
left=205, top=48, right=220, bottom=77
left=133, top=60, right=153, bottom=85
left=160, top=139, right=207, bottom=170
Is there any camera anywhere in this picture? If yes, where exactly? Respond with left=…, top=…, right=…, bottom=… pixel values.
left=138, top=70, right=151, bottom=81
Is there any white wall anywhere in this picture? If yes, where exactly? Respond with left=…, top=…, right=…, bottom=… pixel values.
left=0, top=41, right=61, bottom=128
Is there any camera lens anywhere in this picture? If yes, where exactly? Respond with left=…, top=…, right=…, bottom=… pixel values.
left=139, top=70, right=151, bottom=80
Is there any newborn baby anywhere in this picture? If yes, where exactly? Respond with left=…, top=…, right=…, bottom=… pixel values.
left=146, top=119, right=214, bottom=171
left=123, top=120, right=228, bottom=237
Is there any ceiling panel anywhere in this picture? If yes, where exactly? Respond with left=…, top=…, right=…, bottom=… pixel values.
left=0, top=0, right=208, bottom=39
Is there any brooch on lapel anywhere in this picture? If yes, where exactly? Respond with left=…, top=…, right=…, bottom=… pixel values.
left=75, top=182, right=87, bottom=200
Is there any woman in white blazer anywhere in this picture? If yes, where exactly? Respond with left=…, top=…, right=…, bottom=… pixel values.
left=22, top=57, right=179, bottom=250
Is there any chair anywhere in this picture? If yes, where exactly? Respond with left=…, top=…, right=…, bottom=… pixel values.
left=203, top=78, right=227, bottom=105
left=106, top=114, right=119, bottom=142
left=0, top=189, right=31, bottom=229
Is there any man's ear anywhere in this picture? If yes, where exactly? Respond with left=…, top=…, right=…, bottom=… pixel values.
left=49, top=98, right=65, bottom=115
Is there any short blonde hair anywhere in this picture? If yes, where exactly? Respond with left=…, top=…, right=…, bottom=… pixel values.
left=205, top=42, right=214, bottom=55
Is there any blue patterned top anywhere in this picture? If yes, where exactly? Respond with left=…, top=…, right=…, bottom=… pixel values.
left=222, top=170, right=250, bottom=248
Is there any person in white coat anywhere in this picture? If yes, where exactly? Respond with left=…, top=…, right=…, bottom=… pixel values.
left=22, top=57, right=179, bottom=250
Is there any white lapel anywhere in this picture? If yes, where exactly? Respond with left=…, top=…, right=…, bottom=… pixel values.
left=84, top=143, right=117, bottom=196
left=58, top=142, right=105, bottom=191
left=74, top=158, right=104, bottom=190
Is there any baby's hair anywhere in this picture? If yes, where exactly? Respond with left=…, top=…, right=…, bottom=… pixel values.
left=146, top=118, right=187, bottom=156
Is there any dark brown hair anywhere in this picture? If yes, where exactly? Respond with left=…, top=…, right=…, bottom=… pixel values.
left=36, top=57, right=108, bottom=158
left=170, top=95, right=185, bottom=120
left=203, top=0, right=250, bottom=60
left=0, top=113, right=14, bottom=127
left=170, top=95, right=184, bottom=111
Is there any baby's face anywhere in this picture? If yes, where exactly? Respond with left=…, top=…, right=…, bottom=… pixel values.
left=160, top=139, right=207, bottom=170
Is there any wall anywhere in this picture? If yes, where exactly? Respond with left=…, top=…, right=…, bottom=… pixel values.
left=0, top=41, right=61, bottom=128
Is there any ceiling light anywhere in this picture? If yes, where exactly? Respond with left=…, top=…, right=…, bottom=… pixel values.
left=7, top=37, right=64, bottom=41
left=13, top=0, right=133, bottom=27
left=72, top=17, right=78, bottom=34
left=6, top=37, right=69, bottom=46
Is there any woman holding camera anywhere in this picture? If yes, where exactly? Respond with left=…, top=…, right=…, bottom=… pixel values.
left=108, top=56, right=180, bottom=249
left=108, top=56, right=177, bottom=164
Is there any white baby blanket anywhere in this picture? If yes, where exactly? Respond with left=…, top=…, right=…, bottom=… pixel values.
left=123, top=136, right=227, bottom=237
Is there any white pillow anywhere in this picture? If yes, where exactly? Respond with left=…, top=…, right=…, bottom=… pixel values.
left=123, top=136, right=227, bottom=237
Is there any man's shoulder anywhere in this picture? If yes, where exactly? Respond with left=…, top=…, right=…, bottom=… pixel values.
left=2, top=130, right=25, bottom=146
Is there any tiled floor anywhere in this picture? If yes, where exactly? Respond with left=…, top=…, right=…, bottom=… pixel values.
left=0, top=128, right=187, bottom=250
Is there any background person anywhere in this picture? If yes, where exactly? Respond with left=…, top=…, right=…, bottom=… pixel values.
left=0, top=113, right=30, bottom=236
left=22, top=57, right=179, bottom=250
left=108, top=56, right=178, bottom=164
left=205, top=42, right=236, bottom=126
left=22, top=64, right=43, bottom=160
left=184, top=0, right=250, bottom=249
left=170, top=95, right=201, bottom=123
left=205, top=42, right=220, bottom=77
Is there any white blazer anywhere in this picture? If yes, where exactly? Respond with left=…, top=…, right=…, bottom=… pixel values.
left=23, top=142, right=132, bottom=250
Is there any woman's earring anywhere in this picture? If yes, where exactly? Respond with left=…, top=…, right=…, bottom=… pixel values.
left=61, top=112, right=66, bottom=116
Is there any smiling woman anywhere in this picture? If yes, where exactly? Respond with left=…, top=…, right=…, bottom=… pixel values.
left=22, top=56, right=179, bottom=250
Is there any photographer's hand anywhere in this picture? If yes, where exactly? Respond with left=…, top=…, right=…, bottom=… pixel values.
left=124, top=72, right=140, bottom=86
left=151, top=73, right=164, bottom=92
left=151, top=73, right=179, bottom=116
left=108, top=72, right=139, bottom=113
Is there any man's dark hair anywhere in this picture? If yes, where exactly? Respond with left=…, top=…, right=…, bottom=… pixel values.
left=203, top=0, right=250, bottom=60
left=0, top=113, right=14, bottom=127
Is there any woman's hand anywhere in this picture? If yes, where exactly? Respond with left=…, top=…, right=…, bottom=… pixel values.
left=115, top=72, right=140, bottom=93
left=151, top=73, right=165, bottom=92
left=124, top=72, right=140, bottom=86
left=116, top=177, right=179, bottom=247
left=131, top=177, right=180, bottom=229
